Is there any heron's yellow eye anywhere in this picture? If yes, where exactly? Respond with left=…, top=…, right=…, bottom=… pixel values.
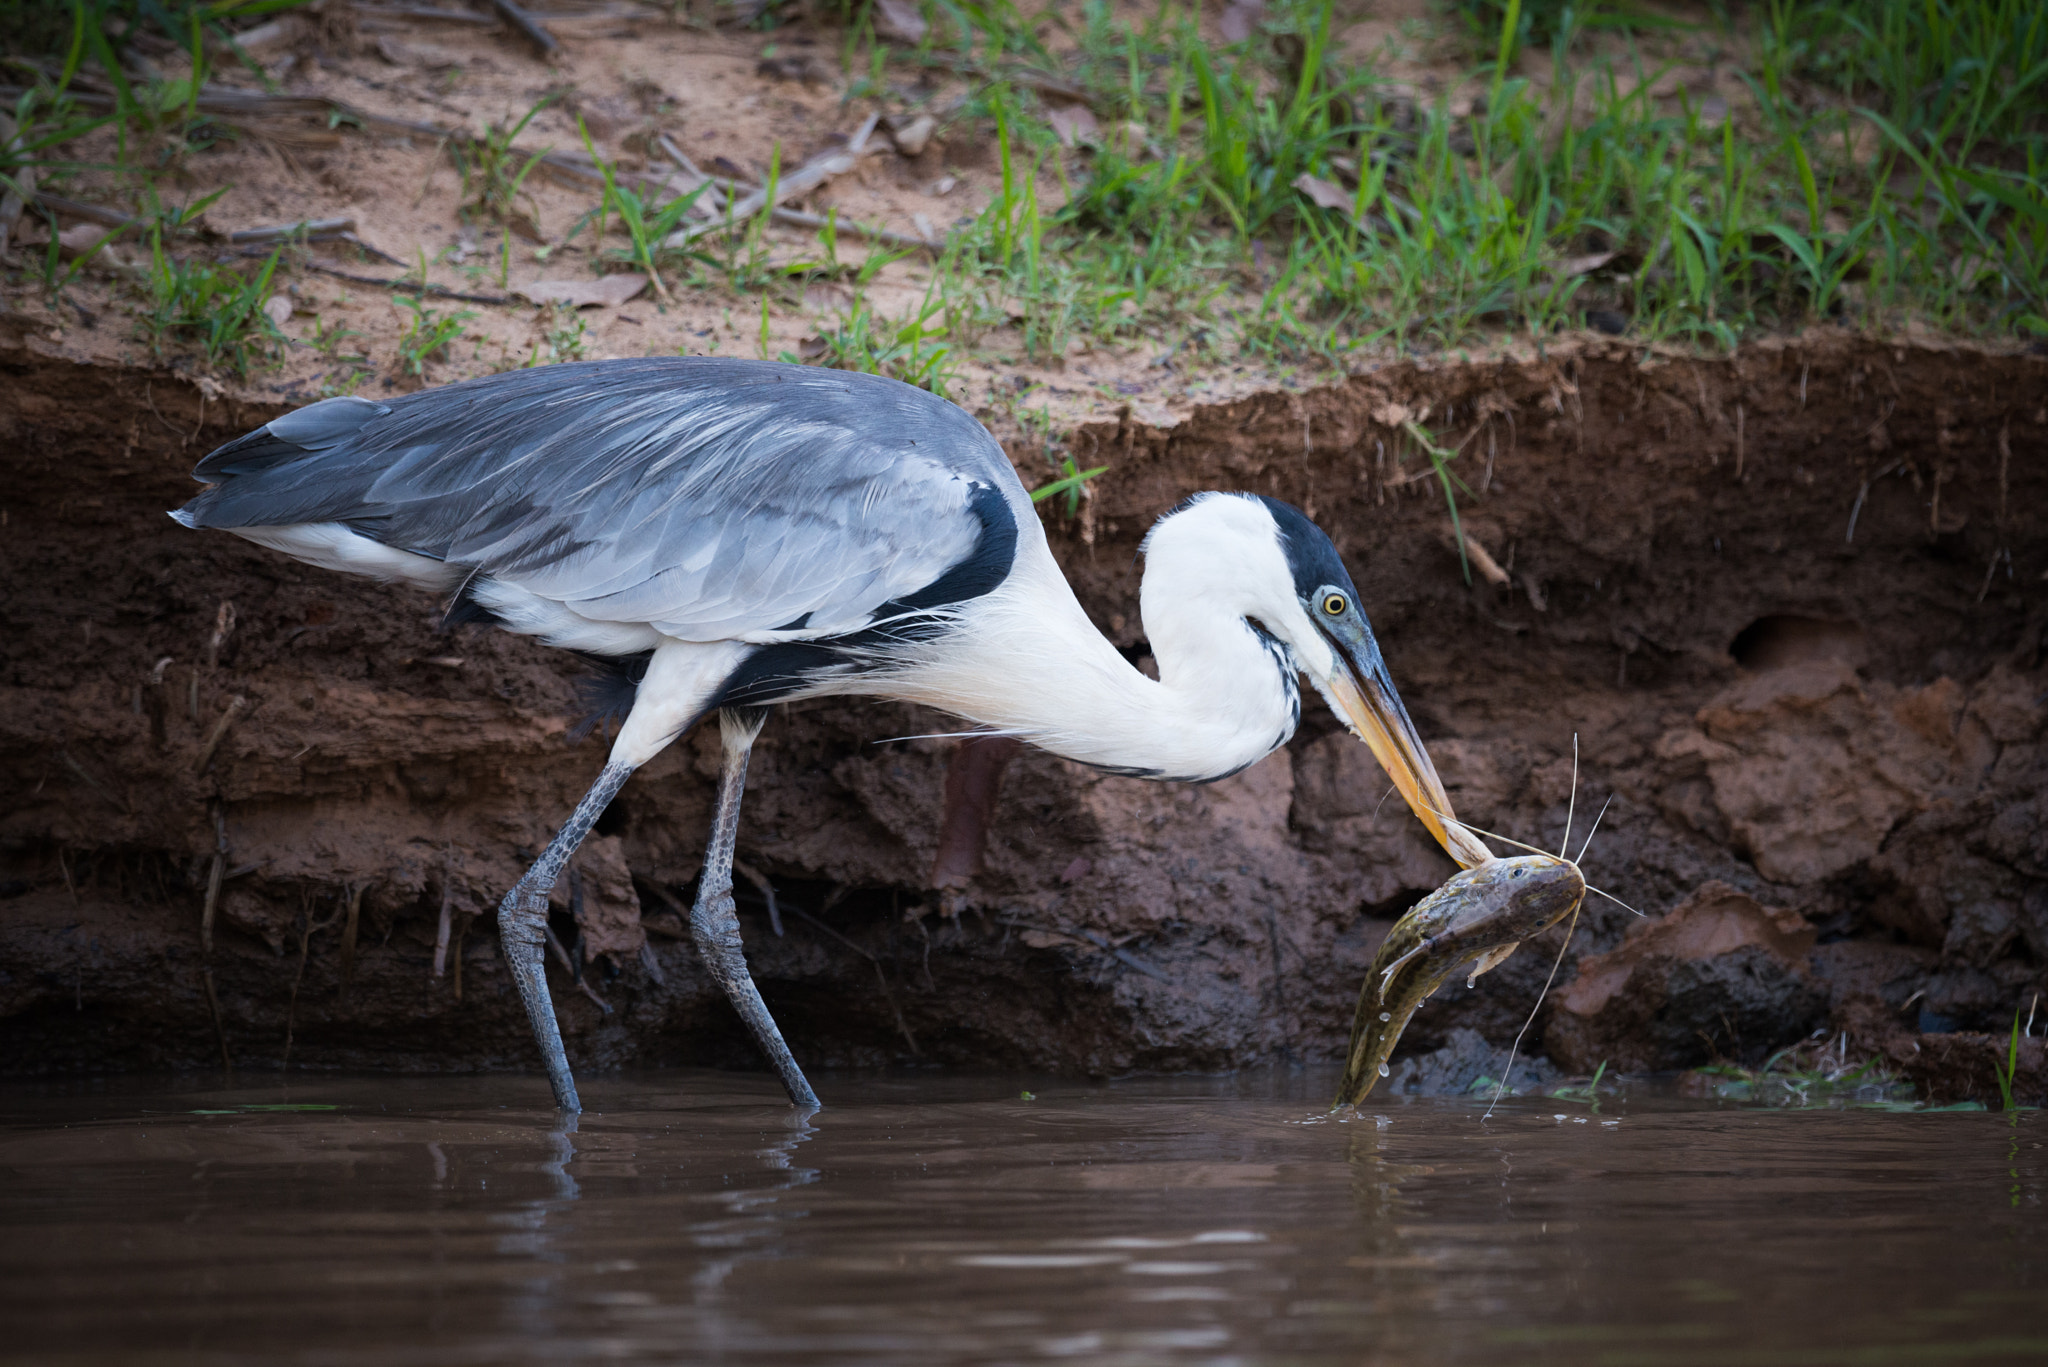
left=1322, top=593, right=1347, bottom=616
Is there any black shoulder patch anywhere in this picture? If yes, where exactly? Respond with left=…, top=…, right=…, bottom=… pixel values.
left=707, top=482, right=1020, bottom=712
left=876, top=482, right=1018, bottom=615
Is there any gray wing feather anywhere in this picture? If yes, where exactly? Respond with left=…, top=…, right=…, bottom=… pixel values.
left=178, top=359, right=1024, bottom=640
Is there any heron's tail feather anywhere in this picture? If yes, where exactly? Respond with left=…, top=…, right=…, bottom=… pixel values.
left=568, top=650, right=656, bottom=744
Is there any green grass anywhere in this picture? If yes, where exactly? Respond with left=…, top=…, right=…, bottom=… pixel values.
left=135, top=190, right=284, bottom=374
left=455, top=95, right=559, bottom=239
left=1690, top=1035, right=1919, bottom=1109
left=1993, top=1007, right=2025, bottom=1112
left=524, top=306, right=588, bottom=367
left=1550, top=1058, right=1611, bottom=1107
left=792, top=0, right=2048, bottom=362
left=141, top=243, right=284, bottom=374
left=11, top=0, right=2044, bottom=378
left=577, top=119, right=711, bottom=304
left=393, top=294, right=474, bottom=375
left=788, top=279, right=959, bottom=393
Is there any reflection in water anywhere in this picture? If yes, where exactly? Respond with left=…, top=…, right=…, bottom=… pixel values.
left=0, top=1071, right=2039, bottom=1365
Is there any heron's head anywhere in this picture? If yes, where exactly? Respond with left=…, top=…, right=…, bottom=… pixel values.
left=1141, top=493, right=1488, bottom=868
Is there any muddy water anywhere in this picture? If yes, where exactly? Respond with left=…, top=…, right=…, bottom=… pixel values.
left=2, top=1071, right=2041, bottom=1366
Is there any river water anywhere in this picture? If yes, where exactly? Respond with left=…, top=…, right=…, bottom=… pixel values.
left=1, top=1069, right=2040, bottom=1365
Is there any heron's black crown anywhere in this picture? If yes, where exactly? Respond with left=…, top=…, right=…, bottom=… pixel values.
left=1254, top=496, right=1362, bottom=604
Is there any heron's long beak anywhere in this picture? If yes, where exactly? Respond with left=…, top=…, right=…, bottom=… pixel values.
left=1314, top=618, right=1491, bottom=869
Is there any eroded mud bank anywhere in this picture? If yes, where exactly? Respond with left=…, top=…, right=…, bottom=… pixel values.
left=2, top=335, right=2043, bottom=1102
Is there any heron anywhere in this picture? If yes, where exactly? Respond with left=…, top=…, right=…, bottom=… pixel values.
left=172, top=357, right=1488, bottom=1112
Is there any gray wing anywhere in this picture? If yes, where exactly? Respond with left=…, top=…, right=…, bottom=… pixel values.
left=175, top=359, right=1027, bottom=640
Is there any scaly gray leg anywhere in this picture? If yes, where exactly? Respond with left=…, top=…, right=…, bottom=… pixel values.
left=693, top=708, right=820, bottom=1108
left=499, top=760, right=634, bottom=1113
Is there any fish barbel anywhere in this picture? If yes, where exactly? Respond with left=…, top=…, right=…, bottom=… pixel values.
left=1335, top=853, right=1586, bottom=1107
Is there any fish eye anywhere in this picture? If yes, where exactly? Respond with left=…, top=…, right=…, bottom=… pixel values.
left=1321, top=592, right=1347, bottom=616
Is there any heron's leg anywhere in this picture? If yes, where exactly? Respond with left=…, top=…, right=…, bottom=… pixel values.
left=692, top=708, right=820, bottom=1109
left=498, top=760, right=634, bottom=1113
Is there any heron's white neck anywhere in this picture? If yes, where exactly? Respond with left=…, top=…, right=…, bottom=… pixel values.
left=887, top=540, right=1300, bottom=782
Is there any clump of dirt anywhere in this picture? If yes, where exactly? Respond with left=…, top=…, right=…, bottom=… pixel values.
left=1547, top=881, right=1829, bottom=1073
left=1, top=331, right=2043, bottom=1105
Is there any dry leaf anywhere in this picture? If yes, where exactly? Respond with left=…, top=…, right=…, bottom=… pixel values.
left=1292, top=173, right=1354, bottom=213
left=1047, top=104, right=1101, bottom=148
left=1219, top=0, right=1265, bottom=42
left=1552, top=251, right=1617, bottom=279
left=802, top=280, right=852, bottom=312
left=513, top=274, right=650, bottom=308
left=56, top=223, right=108, bottom=259
left=873, top=0, right=928, bottom=44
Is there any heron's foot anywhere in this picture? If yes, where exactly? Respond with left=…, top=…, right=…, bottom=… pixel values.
left=498, top=881, right=583, bottom=1114
left=690, top=884, right=821, bottom=1109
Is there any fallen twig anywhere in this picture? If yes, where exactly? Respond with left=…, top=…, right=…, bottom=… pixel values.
left=433, top=847, right=456, bottom=979
left=0, top=114, right=32, bottom=255
left=1846, top=457, right=1906, bottom=545
left=338, top=882, right=363, bottom=1009
left=993, top=917, right=1168, bottom=980
left=283, top=892, right=345, bottom=1069
left=227, top=217, right=404, bottom=265
left=291, top=258, right=512, bottom=304
left=490, top=0, right=560, bottom=55
left=59, top=748, right=130, bottom=814
left=202, top=965, right=232, bottom=1072
left=229, top=215, right=354, bottom=243
left=29, top=191, right=136, bottom=231
left=1460, top=531, right=1511, bottom=587
left=193, top=695, right=247, bottom=774
left=355, top=4, right=498, bottom=23
left=544, top=922, right=612, bottom=1013
left=200, top=804, right=226, bottom=957
left=664, top=113, right=883, bottom=249
left=789, top=906, right=921, bottom=1056
left=732, top=858, right=783, bottom=937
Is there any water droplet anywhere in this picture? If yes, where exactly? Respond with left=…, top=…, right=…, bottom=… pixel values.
left=1378, top=1063, right=1390, bottom=1077
left=1378, top=1012, right=1391, bottom=1022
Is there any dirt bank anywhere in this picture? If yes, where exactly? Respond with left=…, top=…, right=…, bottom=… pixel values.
left=2, top=333, right=2044, bottom=1103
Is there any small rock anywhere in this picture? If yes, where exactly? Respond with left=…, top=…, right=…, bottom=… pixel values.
left=1384, top=1027, right=1557, bottom=1097
left=889, top=113, right=937, bottom=158
left=262, top=294, right=294, bottom=327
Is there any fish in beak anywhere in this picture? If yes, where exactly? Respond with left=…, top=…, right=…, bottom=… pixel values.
left=1311, top=610, right=1493, bottom=869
